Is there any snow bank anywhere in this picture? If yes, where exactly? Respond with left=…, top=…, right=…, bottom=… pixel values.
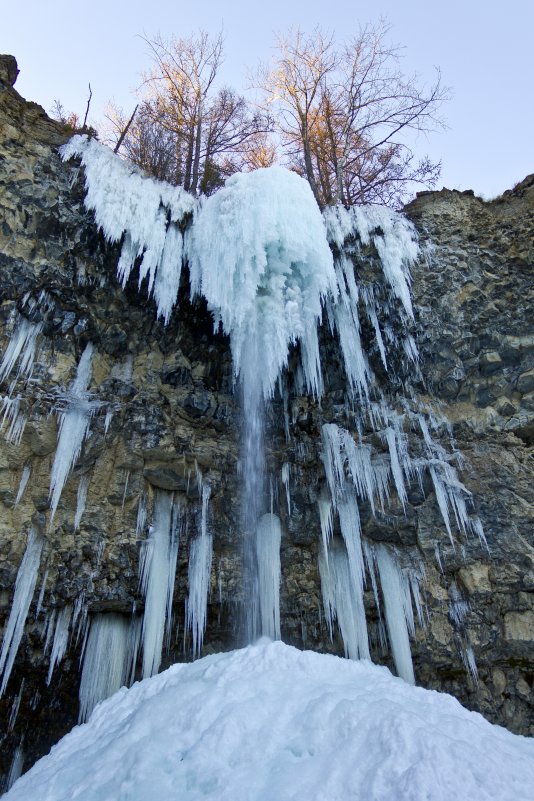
left=6, top=641, right=534, bottom=801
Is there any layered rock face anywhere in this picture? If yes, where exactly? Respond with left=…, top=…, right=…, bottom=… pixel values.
left=0, top=55, right=532, bottom=783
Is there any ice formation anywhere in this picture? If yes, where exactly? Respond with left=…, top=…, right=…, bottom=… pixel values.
left=0, top=396, right=27, bottom=445
left=255, top=513, right=282, bottom=640
left=0, top=528, right=43, bottom=696
left=60, top=136, right=195, bottom=324
left=139, top=492, right=178, bottom=679
left=41, top=139, right=487, bottom=690
left=0, top=318, right=43, bottom=387
left=374, top=546, right=415, bottom=684
left=78, top=613, right=137, bottom=722
left=73, top=474, right=90, bottom=531
left=46, top=605, right=72, bottom=685
left=14, top=464, right=31, bottom=507
left=186, top=485, right=212, bottom=658
left=49, top=344, right=95, bottom=523
left=186, top=166, right=336, bottom=401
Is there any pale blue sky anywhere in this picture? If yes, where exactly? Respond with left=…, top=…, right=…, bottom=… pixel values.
left=3, top=0, right=533, bottom=198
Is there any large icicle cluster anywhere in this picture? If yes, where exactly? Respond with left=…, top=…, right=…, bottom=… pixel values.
left=60, top=136, right=195, bottom=324
left=186, top=167, right=336, bottom=402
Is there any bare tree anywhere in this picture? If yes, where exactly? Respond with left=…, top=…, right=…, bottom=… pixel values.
left=255, top=23, right=447, bottom=207
left=109, top=31, right=272, bottom=194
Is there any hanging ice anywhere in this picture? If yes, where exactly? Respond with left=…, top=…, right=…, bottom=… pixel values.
left=319, top=538, right=370, bottom=660
left=73, top=475, right=90, bottom=531
left=79, top=613, right=132, bottom=722
left=186, top=166, right=336, bottom=402
left=0, top=396, right=27, bottom=445
left=187, top=485, right=212, bottom=658
left=46, top=606, right=72, bottom=685
left=0, top=318, right=43, bottom=387
left=14, top=464, right=31, bottom=506
left=49, top=344, right=94, bottom=523
left=0, top=528, right=43, bottom=696
left=323, top=203, right=418, bottom=319
left=255, top=513, right=281, bottom=640
left=60, top=135, right=195, bottom=324
left=374, top=546, right=415, bottom=685
left=139, top=491, right=178, bottom=679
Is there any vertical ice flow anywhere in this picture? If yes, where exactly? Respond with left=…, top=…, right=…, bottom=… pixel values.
left=0, top=528, right=43, bottom=696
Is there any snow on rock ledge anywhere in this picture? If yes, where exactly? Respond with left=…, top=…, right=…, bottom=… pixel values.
left=6, top=641, right=534, bottom=801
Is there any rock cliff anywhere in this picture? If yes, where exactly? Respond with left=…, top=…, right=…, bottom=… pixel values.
left=0, top=55, right=532, bottom=784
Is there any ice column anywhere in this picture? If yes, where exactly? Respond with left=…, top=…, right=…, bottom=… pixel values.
left=256, top=513, right=282, bottom=640
left=139, top=491, right=177, bottom=679
left=0, top=528, right=43, bottom=696
left=79, top=613, right=131, bottom=722
left=187, top=485, right=212, bottom=658
left=375, top=546, right=415, bottom=685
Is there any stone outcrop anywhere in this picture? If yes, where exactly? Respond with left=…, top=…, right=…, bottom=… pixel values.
left=0, top=55, right=532, bottom=784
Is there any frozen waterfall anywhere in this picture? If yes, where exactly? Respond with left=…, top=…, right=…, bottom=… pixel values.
left=53, top=137, right=486, bottom=688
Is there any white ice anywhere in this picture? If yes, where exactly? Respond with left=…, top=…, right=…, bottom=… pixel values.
left=187, top=485, right=213, bottom=658
left=0, top=528, right=43, bottom=696
left=79, top=613, right=132, bottom=723
left=255, top=513, right=281, bottom=640
left=46, top=605, right=72, bottom=685
left=186, top=166, right=336, bottom=403
left=374, top=545, right=415, bottom=685
left=60, top=136, right=195, bottom=324
left=139, top=492, right=176, bottom=679
left=49, top=344, right=94, bottom=523
left=0, top=318, right=43, bottom=387
left=323, top=203, right=418, bottom=319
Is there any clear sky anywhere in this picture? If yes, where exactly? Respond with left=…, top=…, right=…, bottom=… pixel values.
left=3, top=0, right=533, bottom=199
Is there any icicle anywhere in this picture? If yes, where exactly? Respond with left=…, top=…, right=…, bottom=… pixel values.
left=74, top=475, right=90, bottom=531
left=462, top=645, right=479, bottom=684
left=0, top=318, right=43, bottom=386
left=42, top=609, right=57, bottom=655
left=46, top=605, right=72, bottom=685
left=0, top=396, right=27, bottom=444
left=49, top=344, right=94, bottom=523
left=319, top=538, right=370, bottom=661
left=323, top=204, right=418, bottom=319
left=187, top=485, right=212, bottom=658
left=255, top=513, right=282, bottom=640
left=0, top=528, right=43, bottom=696
left=139, top=491, right=176, bottom=678
left=6, top=745, right=25, bottom=791
left=383, top=427, right=408, bottom=509
left=78, top=613, right=130, bottom=722
left=281, top=463, right=291, bottom=516
left=8, top=678, right=25, bottom=731
left=164, top=501, right=182, bottom=650
left=104, top=409, right=113, bottom=434
left=318, top=491, right=334, bottom=563
left=375, top=546, right=415, bottom=685
left=136, top=493, right=147, bottom=536
left=14, top=464, right=31, bottom=506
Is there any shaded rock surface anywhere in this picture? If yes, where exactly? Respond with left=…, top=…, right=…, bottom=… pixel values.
left=0, top=55, right=533, bottom=784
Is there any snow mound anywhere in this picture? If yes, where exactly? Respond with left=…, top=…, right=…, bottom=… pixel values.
left=6, top=642, right=534, bottom=801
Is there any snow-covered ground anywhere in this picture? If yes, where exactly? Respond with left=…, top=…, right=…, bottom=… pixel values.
left=6, top=641, right=534, bottom=801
